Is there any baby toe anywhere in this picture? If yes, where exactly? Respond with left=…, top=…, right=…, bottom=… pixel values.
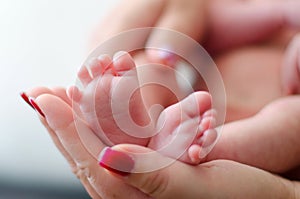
left=67, top=86, right=82, bottom=102
left=203, top=109, right=217, bottom=118
left=87, top=57, right=102, bottom=78
left=188, top=144, right=202, bottom=164
left=180, top=91, right=212, bottom=119
left=98, top=54, right=112, bottom=75
left=113, top=51, right=136, bottom=75
left=199, top=116, right=217, bottom=133
left=198, top=129, right=218, bottom=158
left=77, top=65, right=93, bottom=86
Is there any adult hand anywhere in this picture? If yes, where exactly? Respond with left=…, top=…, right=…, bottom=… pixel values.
left=22, top=0, right=300, bottom=198
left=23, top=87, right=150, bottom=199
left=23, top=87, right=300, bottom=199
left=91, top=0, right=300, bottom=57
left=98, top=144, right=300, bottom=199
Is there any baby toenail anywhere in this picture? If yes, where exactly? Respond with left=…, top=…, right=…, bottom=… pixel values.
left=113, top=51, right=128, bottom=61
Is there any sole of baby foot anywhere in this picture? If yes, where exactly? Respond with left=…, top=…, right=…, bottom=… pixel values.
left=148, top=91, right=218, bottom=164
left=74, top=51, right=151, bottom=146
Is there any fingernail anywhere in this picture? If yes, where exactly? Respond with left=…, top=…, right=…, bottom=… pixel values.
left=20, top=92, right=34, bottom=109
left=159, top=50, right=177, bottom=66
left=29, top=97, right=45, bottom=118
left=98, top=147, right=134, bottom=176
left=148, top=48, right=177, bottom=66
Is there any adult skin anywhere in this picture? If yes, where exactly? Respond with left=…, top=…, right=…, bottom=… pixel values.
left=25, top=88, right=300, bottom=199
left=23, top=0, right=300, bottom=198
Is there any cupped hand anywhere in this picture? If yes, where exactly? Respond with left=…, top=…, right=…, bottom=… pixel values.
left=23, top=87, right=150, bottom=199
left=23, top=87, right=300, bottom=199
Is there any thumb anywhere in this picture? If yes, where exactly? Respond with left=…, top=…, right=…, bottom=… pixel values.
left=145, top=0, right=207, bottom=66
left=98, top=144, right=199, bottom=198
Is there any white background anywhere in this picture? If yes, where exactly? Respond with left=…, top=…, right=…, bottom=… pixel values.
left=0, top=0, right=119, bottom=190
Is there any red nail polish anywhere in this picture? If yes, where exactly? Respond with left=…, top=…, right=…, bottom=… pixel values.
left=151, top=48, right=177, bottom=66
left=99, top=147, right=134, bottom=176
left=29, top=98, right=45, bottom=118
left=161, top=51, right=177, bottom=66
left=20, top=92, right=34, bottom=109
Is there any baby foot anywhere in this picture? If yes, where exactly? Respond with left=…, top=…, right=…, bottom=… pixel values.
left=69, top=51, right=152, bottom=146
left=148, top=91, right=218, bottom=164
left=69, top=51, right=217, bottom=164
left=282, top=34, right=300, bottom=95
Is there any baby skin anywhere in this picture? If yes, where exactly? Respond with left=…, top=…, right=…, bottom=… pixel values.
left=68, top=51, right=218, bottom=164
left=68, top=32, right=300, bottom=172
left=68, top=33, right=300, bottom=168
left=23, top=34, right=300, bottom=178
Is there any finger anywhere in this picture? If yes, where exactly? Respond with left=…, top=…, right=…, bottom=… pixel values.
left=34, top=94, right=107, bottom=196
left=146, top=0, right=206, bottom=66
left=281, top=34, right=300, bottom=94
left=27, top=92, right=149, bottom=198
left=41, top=118, right=101, bottom=199
left=24, top=86, right=71, bottom=106
left=34, top=94, right=148, bottom=199
left=20, top=87, right=76, bottom=167
left=22, top=87, right=79, bottom=166
left=101, top=146, right=300, bottom=199
left=79, top=175, right=103, bottom=199
left=99, top=144, right=202, bottom=199
left=35, top=94, right=104, bottom=164
left=21, top=89, right=101, bottom=197
left=89, top=0, right=166, bottom=50
left=42, top=119, right=77, bottom=169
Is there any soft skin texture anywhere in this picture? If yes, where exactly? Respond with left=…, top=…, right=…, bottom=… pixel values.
left=100, top=145, right=298, bottom=199
left=71, top=51, right=217, bottom=164
left=89, top=0, right=300, bottom=108
left=26, top=88, right=149, bottom=199
left=25, top=87, right=300, bottom=199
left=23, top=0, right=300, bottom=198
left=90, top=0, right=300, bottom=56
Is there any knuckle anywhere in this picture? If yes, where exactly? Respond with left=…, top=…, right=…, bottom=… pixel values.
left=71, top=162, right=92, bottom=181
left=140, top=171, right=169, bottom=197
left=86, top=167, right=98, bottom=185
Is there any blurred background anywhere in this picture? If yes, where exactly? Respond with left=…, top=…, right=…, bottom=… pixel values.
left=0, top=0, right=119, bottom=198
